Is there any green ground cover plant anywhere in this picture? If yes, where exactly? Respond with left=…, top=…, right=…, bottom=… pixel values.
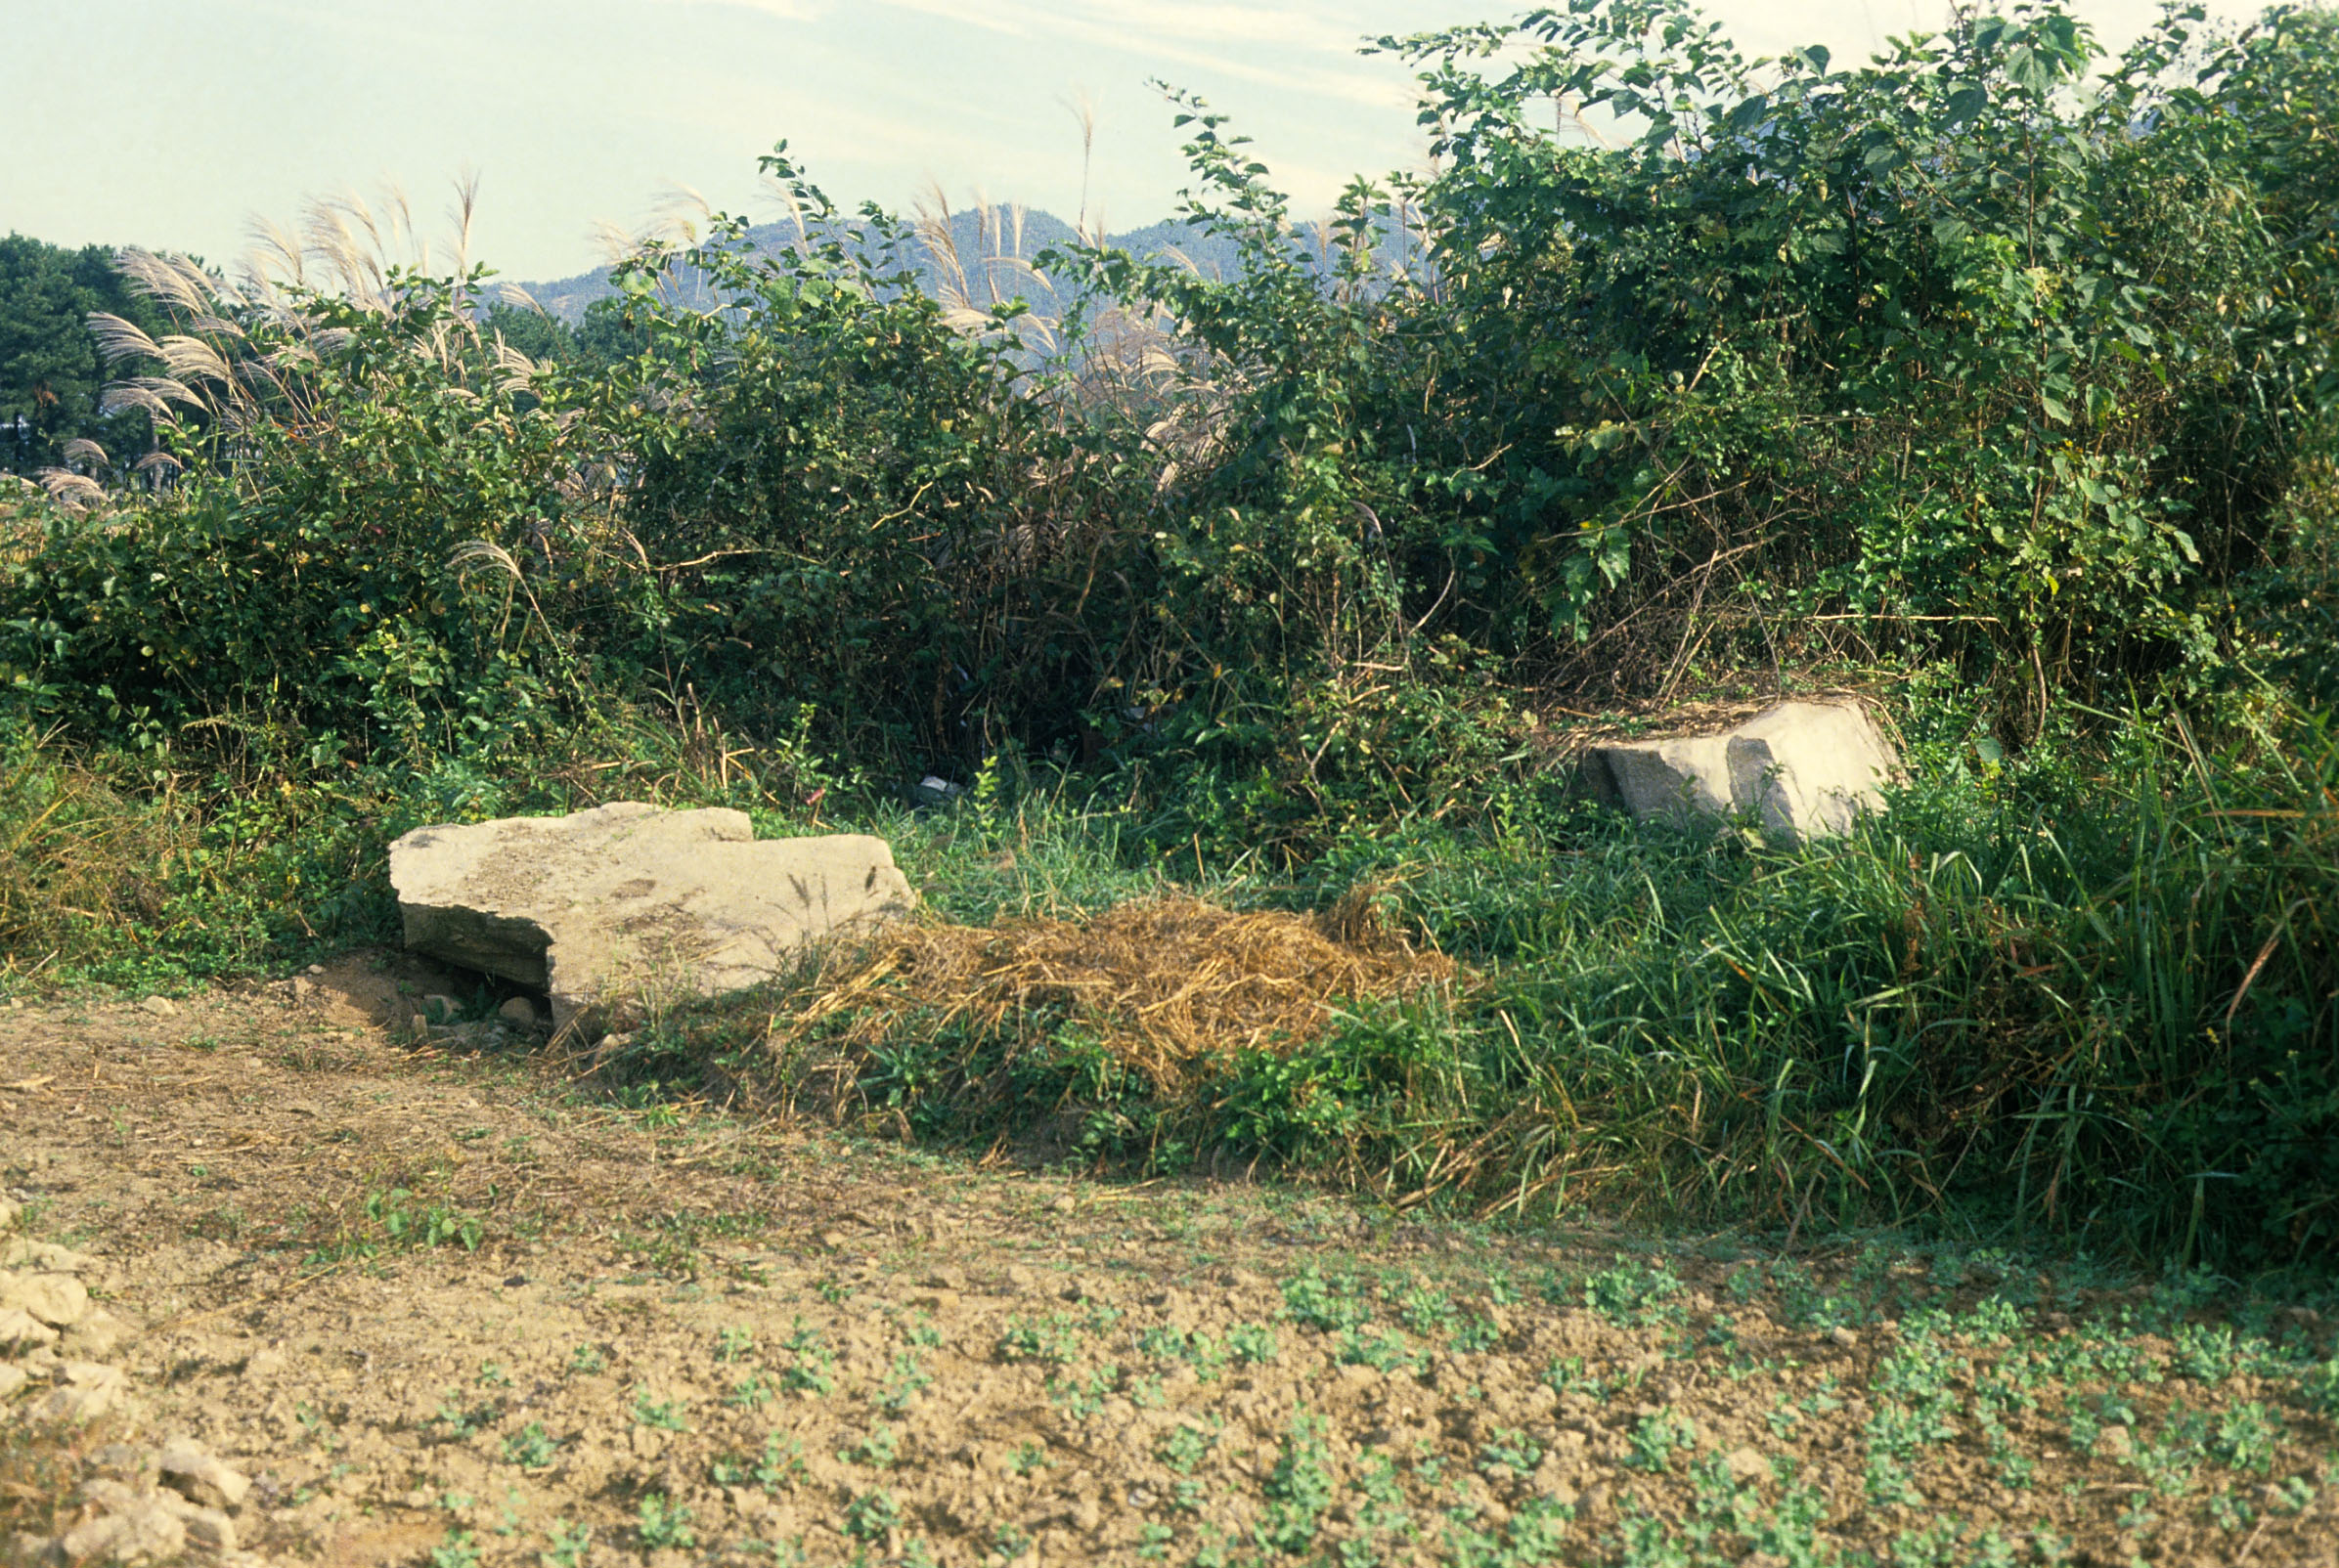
left=0, top=0, right=2330, bottom=1273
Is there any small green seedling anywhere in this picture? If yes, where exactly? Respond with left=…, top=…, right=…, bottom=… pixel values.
left=636, top=1495, right=695, bottom=1549
left=501, top=1422, right=559, bottom=1469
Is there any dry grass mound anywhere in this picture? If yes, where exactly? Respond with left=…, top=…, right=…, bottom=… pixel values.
left=784, top=892, right=1459, bottom=1087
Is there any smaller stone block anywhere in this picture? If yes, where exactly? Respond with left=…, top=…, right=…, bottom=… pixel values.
left=1584, top=701, right=1899, bottom=844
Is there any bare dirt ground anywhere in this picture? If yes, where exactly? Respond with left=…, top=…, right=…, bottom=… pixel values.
left=4, top=955, right=2336, bottom=1568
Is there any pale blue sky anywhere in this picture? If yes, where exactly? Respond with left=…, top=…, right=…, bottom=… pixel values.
left=0, top=0, right=2265, bottom=283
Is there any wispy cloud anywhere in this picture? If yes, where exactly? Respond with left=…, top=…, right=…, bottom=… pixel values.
left=682, top=0, right=1420, bottom=109
left=903, top=0, right=1424, bottom=110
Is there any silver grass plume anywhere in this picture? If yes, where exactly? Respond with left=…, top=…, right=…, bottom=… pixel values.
left=156, top=334, right=236, bottom=388
left=36, top=470, right=109, bottom=512
left=98, top=383, right=184, bottom=421
left=112, top=249, right=213, bottom=316
left=490, top=338, right=542, bottom=395
left=87, top=313, right=164, bottom=367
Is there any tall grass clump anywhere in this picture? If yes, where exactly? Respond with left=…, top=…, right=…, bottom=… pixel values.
left=1430, top=706, right=2339, bottom=1266
left=0, top=722, right=189, bottom=977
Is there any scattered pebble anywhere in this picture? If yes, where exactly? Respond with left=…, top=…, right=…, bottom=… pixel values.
left=138, top=995, right=180, bottom=1019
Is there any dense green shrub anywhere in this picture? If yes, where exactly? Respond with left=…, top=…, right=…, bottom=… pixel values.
left=2244, top=413, right=2339, bottom=708
left=12, top=3, right=2336, bottom=798
left=1137, top=0, right=2338, bottom=709
left=0, top=269, right=615, bottom=769
left=575, top=160, right=1132, bottom=765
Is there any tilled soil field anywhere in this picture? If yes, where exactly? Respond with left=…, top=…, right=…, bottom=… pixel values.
left=3, top=957, right=2337, bottom=1568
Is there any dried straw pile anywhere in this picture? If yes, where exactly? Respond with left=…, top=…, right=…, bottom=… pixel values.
left=784, top=893, right=1459, bottom=1087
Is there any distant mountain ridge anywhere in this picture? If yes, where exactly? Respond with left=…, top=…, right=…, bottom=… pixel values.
left=507, top=205, right=1423, bottom=324
left=508, top=208, right=1260, bottom=325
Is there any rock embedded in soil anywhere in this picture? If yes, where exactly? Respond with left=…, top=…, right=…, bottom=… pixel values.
left=6, top=1271, right=90, bottom=1328
left=87, top=1446, right=154, bottom=1481
left=389, top=802, right=915, bottom=1028
left=1582, top=700, right=1899, bottom=844
left=3, top=1240, right=104, bottom=1277
left=170, top=1509, right=234, bottom=1555
left=35, top=1361, right=130, bottom=1422
left=156, top=1440, right=250, bottom=1511
left=60, top=1478, right=237, bottom=1561
left=0, top=1303, right=59, bottom=1351
left=58, top=1499, right=186, bottom=1567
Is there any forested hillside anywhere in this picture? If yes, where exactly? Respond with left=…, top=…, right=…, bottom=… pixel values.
left=0, top=236, right=172, bottom=477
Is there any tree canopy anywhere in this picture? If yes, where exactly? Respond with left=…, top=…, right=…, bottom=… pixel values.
left=0, top=235, right=167, bottom=478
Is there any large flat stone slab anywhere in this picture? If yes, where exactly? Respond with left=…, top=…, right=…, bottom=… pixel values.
left=1583, top=701, right=1899, bottom=844
left=389, top=803, right=914, bottom=1027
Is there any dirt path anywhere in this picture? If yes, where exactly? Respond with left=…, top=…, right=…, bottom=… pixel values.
left=3, top=957, right=2335, bottom=1568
